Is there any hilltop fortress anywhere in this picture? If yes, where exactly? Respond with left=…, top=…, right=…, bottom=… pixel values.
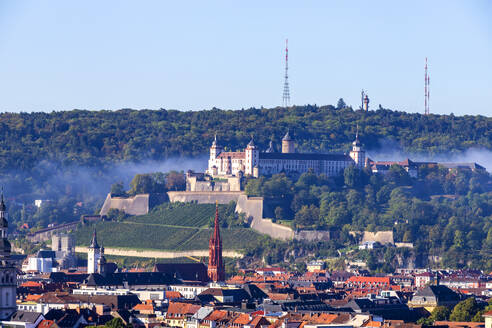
left=206, top=131, right=365, bottom=178
left=184, top=131, right=486, bottom=192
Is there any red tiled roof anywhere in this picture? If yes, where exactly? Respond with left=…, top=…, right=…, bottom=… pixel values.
left=257, top=267, right=285, bottom=272
left=364, top=320, right=383, bottom=327
left=166, top=291, right=183, bottom=299
left=21, top=281, right=42, bottom=288
left=232, top=313, right=251, bottom=325
left=167, top=302, right=200, bottom=317
left=133, top=303, right=154, bottom=312
left=25, top=294, right=43, bottom=302
left=204, top=310, right=228, bottom=321
left=38, top=320, right=56, bottom=328
left=347, top=276, right=390, bottom=284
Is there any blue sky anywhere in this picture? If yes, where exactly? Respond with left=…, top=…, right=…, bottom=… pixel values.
left=0, top=1, right=490, bottom=115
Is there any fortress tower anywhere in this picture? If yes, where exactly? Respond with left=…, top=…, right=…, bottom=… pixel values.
left=208, top=202, right=225, bottom=282
left=282, top=131, right=295, bottom=153
left=0, top=193, right=17, bottom=320
left=87, top=229, right=102, bottom=274
left=245, top=138, right=259, bottom=176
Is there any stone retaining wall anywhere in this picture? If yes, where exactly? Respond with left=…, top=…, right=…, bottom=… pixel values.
left=75, top=247, right=242, bottom=259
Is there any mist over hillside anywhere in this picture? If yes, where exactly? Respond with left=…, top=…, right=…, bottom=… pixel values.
left=0, top=105, right=490, bottom=207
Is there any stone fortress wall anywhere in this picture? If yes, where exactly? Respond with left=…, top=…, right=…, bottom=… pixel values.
left=99, top=193, right=150, bottom=216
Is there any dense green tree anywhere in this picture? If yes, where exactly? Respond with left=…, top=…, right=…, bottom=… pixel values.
left=165, top=171, right=185, bottom=191
left=110, top=182, right=126, bottom=197
left=449, top=298, right=482, bottom=322
left=336, top=98, right=347, bottom=109
left=129, top=172, right=166, bottom=195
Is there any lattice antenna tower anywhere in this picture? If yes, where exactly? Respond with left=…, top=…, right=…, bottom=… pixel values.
left=425, top=58, right=430, bottom=115
left=282, top=39, right=291, bottom=107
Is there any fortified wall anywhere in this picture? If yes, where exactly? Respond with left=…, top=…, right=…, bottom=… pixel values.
left=186, top=172, right=241, bottom=192
left=167, top=191, right=243, bottom=204
left=27, top=221, right=79, bottom=243
left=167, top=191, right=329, bottom=242
left=100, top=193, right=150, bottom=216
left=235, top=194, right=294, bottom=240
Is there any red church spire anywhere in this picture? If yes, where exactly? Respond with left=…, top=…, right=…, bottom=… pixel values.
left=208, top=201, right=225, bottom=282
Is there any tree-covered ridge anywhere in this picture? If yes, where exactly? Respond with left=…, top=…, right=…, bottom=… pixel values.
left=0, top=106, right=490, bottom=169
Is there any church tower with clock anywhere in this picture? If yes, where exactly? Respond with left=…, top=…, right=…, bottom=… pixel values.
left=0, top=192, right=17, bottom=320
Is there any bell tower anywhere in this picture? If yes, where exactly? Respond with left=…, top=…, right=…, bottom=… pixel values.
left=87, top=229, right=101, bottom=274
left=0, top=192, right=17, bottom=320
left=349, top=126, right=365, bottom=168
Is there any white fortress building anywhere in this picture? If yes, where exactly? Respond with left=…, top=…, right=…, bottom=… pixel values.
left=206, top=131, right=365, bottom=178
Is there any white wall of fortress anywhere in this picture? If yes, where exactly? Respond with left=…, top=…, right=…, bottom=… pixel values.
left=100, top=193, right=150, bottom=216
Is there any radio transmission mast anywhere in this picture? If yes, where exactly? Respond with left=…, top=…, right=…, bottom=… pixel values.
left=424, top=58, right=430, bottom=115
left=282, top=39, right=290, bottom=107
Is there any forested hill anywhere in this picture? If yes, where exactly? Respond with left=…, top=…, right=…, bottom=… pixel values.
left=0, top=105, right=491, bottom=169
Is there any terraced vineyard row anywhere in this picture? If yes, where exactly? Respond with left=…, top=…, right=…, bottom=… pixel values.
left=125, top=203, right=220, bottom=228
left=74, top=221, right=260, bottom=251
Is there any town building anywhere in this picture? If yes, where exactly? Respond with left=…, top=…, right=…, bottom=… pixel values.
left=407, top=285, right=461, bottom=312
left=206, top=132, right=365, bottom=178
left=306, top=261, right=325, bottom=272
left=24, top=250, right=56, bottom=273
left=51, top=233, right=76, bottom=269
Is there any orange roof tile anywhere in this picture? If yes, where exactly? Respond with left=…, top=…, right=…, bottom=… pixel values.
left=347, top=276, right=390, bottom=284
left=204, top=310, right=228, bottom=321
left=233, top=313, right=251, bottom=325
left=21, top=281, right=42, bottom=288
left=133, top=303, right=154, bottom=312
left=25, top=294, right=43, bottom=302
left=166, top=291, right=183, bottom=299
left=364, top=320, right=383, bottom=327
left=167, top=302, right=201, bottom=317
left=37, top=320, right=56, bottom=328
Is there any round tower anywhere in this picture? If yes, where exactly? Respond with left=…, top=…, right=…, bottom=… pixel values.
left=363, top=94, right=370, bottom=111
left=282, top=131, right=295, bottom=153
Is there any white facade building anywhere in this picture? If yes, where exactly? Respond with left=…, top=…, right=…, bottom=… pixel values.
left=25, top=251, right=55, bottom=273
left=206, top=132, right=365, bottom=178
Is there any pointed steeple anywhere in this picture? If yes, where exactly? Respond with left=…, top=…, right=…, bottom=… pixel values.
left=90, top=228, right=100, bottom=249
left=208, top=201, right=224, bottom=282
left=0, top=188, right=8, bottom=230
left=212, top=134, right=218, bottom=147
left=266, top=140, right=275, bottom=153
left=282, top=131, right=292, bottom=141
left=0, top=187, right=6, bottom=213
left=247, top=135, right=256, bottom=148
left=213, top=201, right=220, bottom=240
left=353, top=124, right=361, bottom=147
